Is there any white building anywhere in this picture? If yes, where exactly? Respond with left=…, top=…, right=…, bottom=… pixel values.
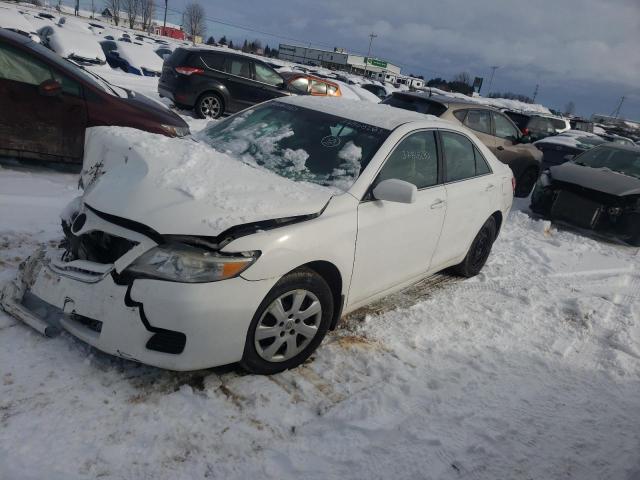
left=278, top=44, right=401, bottom=81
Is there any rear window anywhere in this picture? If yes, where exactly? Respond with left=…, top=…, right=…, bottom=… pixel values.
left=381, top=94, right=447, bottom=117
left=550, top=118, right=567, bottom=130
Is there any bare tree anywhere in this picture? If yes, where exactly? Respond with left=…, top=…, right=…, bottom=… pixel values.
left=184, top=2, right=206, bottom=44
left=140, top=0, right=155, bottom=32
left=564, top=101, right=576, bottom=115
left=123, top=0, right=140, bottom=29
left=106, top=0, right=121, bottom=26
left=452, top=71, right=471, bottom=85
left=91, top=0, right=96, bottom=18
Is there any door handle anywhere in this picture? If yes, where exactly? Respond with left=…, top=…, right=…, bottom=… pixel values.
left=497, top=146, right=504, bottom=151
left=430, top=199, right=446, bottom=209
left=485, top=184, right=496, bottom=191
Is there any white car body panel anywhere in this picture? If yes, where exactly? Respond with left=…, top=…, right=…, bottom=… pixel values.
left=3, top=97, right=514, bottom=370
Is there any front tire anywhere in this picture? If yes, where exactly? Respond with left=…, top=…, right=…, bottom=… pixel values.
left=453, top=217, right=497, bottom=278
left=195, top=92, right=224, bottom=119
left=240, top=268, right=333, bottom=375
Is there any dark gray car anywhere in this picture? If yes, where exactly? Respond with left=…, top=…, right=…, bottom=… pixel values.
left=530, top=144, right=640, bottom=245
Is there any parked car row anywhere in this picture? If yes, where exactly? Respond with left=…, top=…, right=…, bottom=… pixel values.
left=0, top=29, right=188, bottom=164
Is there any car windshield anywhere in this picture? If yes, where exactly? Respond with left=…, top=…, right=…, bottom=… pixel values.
left=575, top=146, right=640, bottom=179
left=200, top=102, right=390, bottom=190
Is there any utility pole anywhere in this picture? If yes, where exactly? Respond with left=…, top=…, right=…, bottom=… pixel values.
left=487, top=65, right=499, bottom=95
left=163, top=0, right=168, bottom=32
left=362, top=32, right=377, bottom=79
left=611, top=96, right=625, bottom=118
left=532, top=83, right=539, bottom=102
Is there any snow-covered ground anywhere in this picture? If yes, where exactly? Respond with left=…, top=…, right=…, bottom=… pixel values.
left=1, top=150, right=639, bottom=479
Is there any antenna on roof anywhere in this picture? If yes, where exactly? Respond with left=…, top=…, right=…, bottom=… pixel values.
left=610, top=96, right=625, bottom=118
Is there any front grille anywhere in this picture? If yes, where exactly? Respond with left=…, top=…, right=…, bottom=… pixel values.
left=63, top=223, right=137, bottom=264
left=551, top=191, right=603, bottom=229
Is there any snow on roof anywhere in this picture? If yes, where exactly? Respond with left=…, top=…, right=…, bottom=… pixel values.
left=115, top=42, right=163, bottom=72
left=46, top=26, right=105, bottom=62
left=278, top=96, right=438, bottom=130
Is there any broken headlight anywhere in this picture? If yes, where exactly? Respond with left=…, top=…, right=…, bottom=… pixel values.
left=125, top=243, right=259, bottom=283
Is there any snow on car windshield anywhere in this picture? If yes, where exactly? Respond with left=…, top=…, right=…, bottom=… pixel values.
left=200, top=102, right=390, bottom=190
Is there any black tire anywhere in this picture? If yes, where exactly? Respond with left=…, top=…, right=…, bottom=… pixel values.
left=515, top=166, right=539, bottom=198
left=240, top=268, right=334, bottom=375
left=195, top=92, right=224, bottom=119
left=453, top=217, right=497, bottom=278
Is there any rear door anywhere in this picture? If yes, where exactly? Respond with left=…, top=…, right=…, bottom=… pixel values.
left=0, top=42, right=87, bottom=161
left=430, top=130, right=496, bottom=269
left=223, top=55, right=264, bottom=111
left=349, top=130, right=447, bottom=305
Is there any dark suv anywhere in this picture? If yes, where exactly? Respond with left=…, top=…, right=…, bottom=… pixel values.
left=503, top=111, right=570, bottom=141
left=159, top=47, right=288, bottom=118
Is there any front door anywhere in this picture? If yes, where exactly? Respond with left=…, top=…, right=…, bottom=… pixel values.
left=0, top=42, right=87, bottom=161
left=349, top=130, right=447, bottom=305
left=252, top=62, right=287, bottom=103
left=223, top=56, right=264, bottom=111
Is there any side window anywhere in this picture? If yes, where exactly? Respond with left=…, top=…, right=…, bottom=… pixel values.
left=201, top=53, right=225, bottom=70
left=310, top=80, right=327, bottom=95
left=376, top=131, right=439, bottom=189
left=0, top=44, right=52, bottom=86
left=442, top=131, right=477, bottom=182
left=493, top=112, right=519, bottom=139
left=463, top=109, right=492, bottom=135
left=51, top=70, right=82, bottom=97
left=254, top=62, right=283, bottom=86
left=226, top=57, right=252, bottom=79
left=453, top=109, right=467, bottom=122
left=474, top=146, right=491, bottom=175
left=289, top=77, right=309, bottom=93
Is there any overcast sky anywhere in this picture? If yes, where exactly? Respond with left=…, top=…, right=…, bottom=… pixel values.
left=151, top=0, right=640, bottom=119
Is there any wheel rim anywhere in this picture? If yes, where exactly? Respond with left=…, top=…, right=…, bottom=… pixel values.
left=254, top=289, right=322, bottom=363
left=200, top=96, right=221, bottom=118
left=470, top=226, right=492, bottom=270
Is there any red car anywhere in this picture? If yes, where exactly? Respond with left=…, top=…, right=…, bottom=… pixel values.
left=0, top=29, right=189, bottom=164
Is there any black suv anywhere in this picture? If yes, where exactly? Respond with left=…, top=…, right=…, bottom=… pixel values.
left=503, top=111, right=569, bottom=141
left=159, top=47, right=288, bottom=118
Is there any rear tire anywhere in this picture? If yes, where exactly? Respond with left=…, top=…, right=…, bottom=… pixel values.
left=515, top=166, right=539, bottom=198
left=195, top=92, right=224, bottom=119
left=240, top=268, right=333, bottom=375
left=453, top=217, right=497, bottom=278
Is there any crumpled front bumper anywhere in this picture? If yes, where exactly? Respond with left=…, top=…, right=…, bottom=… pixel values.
left=1, top=246, right=277, bottom=371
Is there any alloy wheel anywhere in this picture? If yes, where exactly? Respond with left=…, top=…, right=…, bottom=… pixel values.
left=200, top=96, right=221, bottom=118
left=254, top=289, right=322, bottom=363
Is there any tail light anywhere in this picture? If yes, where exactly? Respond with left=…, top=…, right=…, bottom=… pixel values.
left=521, top=127, right=530, bottom=136
left=511, top=177, right=516, bottom=193
left=175, top=66, right=204, bottom=76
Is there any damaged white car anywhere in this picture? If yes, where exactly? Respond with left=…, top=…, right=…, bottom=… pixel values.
left=1, top=97, right=514, bottom=374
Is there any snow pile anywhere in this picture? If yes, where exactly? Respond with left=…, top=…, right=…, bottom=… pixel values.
left=535, top=129, right=605, bottom=149
left=423, top=86, right=552, bottom=114
left=0, top=6, right=40, bottom=41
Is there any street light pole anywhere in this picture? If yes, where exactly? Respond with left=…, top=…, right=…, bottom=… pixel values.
left=363, top=32, right=377, bottom=79
left=487, top=65, right=499, bottom=95
left=163, top=0, right=168, bottom=32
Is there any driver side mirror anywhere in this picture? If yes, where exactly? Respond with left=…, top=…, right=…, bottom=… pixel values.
left=518, top=135, right=532, bottom=144
left=38, top=79, right=62, bottom=97
left=372, top=179, right=417, bottom=204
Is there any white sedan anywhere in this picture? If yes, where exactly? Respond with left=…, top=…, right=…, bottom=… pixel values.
left=1, top=97, right=514, bottom=374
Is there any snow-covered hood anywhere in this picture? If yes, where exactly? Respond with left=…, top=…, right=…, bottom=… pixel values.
left=549, top=161, right=640, bottom=197
left=81, top=127, right=336, bottom=237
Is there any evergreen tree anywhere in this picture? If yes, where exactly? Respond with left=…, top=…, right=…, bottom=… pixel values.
left=218, top=35, right=227, bottom=45
left=242, top=39, right=249, bottom=52
left=228, top=40, right=234, bottom=49
left=206, top=36, right=216, bottom=45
